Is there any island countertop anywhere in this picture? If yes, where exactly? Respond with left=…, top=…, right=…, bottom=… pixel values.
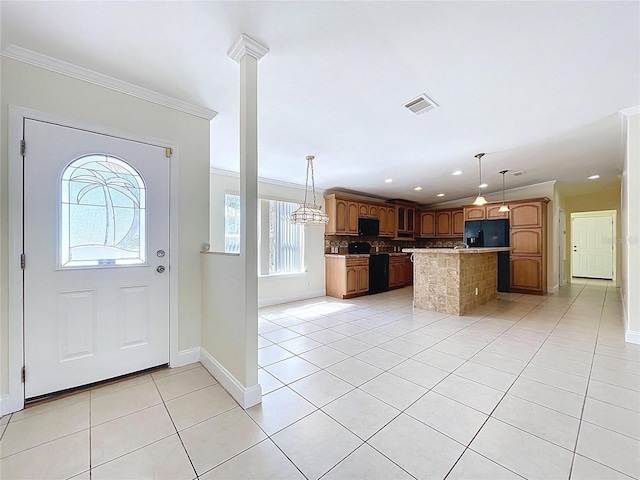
left=403, top=247, right=510, bottom=254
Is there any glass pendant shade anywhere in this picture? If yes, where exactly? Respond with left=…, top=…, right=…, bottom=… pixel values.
left=473, top=195, right=488, bottom=206
left=290, top=155, right=329, bottom=225
left=473, top=153, right=487, bottom=206
left=498, top=203, right=510, bottom=212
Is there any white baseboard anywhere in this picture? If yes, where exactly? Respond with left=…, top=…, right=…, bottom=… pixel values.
left=625, top=330, right=640, bottom=345
left=200, top=347, right=262, bottom=409
left=0, top=394, right=22, bottom=416
left=258, top=289, right=326, bottom=308
left=548, top=284, right=559, bottom=294
left=172, top=347, right=201, bottom=367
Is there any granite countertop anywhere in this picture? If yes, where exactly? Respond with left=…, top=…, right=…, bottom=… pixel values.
left=403, top=247, right=511, bottom=254
left=324, top=252, right=409, bottom=258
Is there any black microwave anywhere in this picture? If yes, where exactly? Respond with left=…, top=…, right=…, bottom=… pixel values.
left=358, top=217, right=380, bottom=237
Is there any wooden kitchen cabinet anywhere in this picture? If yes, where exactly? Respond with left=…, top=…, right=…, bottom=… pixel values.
left=326, top=256, right=369, bottom=299
left=404, top=255, right=413, bottom=285
left=436, top=211, right=452, bottom=236
left=464, top=206, right=486, bottom=221
left=486, top=204, right=509, bottom=220
left=396, top=205, right=416, bottom=236
left=378, top=206, right=396, bottom=237
left=509, top=198, right=549, bottom=295
left=417, top=209, right=463, bottom=237
left=510, top=201, right=544, bottom=228
left=324, top=194, right=358, bottom=235
left=389, top=256, right=406, bottom=289
left=510, top=256, right=543, bottom=292
left=419, top=211, right=435, bottom=237
left=510, top=229, right=542, bottom=256
left=464, top=204, right=508, bottom=221
left=451, top=209, right=464, bottom=235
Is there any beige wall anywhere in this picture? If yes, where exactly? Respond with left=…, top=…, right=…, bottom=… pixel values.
left=561, top=187, right=622, bottom=285
left=209, top=171, right=326, bottom=306
left=0, top=58, right=211, bottom=395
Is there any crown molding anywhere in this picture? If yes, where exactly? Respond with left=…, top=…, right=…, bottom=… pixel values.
left=620, top=105, right=640, bottom=117
left=227, top=34, right=270, bottom=63
left=210, top=167, right=325, bottom=193
left=2, top=44, right=218, bottom=121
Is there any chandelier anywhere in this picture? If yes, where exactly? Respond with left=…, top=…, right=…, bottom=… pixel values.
left=290, top=155, right=329, bottom=225
left=473, top=152, right=488, bottom=206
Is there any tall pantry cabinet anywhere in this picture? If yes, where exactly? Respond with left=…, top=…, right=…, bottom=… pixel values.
left=509, top=198, right=549, bottom=295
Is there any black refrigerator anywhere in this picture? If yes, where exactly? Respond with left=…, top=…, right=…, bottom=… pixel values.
left=465, top=219, right=510, bottom=293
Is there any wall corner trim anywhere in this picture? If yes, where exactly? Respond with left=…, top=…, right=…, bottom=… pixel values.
left=2, top=44, right=218, bottom=120
left=200, top=348, right=262, bottom=409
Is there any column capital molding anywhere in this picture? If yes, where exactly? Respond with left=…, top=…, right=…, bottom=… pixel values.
left=227, top=34, right=270, bottom=63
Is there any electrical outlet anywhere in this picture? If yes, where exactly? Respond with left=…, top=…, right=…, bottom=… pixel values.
left=475, top=287, right=479, bottom=295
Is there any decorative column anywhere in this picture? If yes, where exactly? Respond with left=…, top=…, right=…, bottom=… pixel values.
left=227, top=34, right=269, bottom=406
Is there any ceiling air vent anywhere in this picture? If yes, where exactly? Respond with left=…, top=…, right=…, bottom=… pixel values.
left=512, top=171, right=526, bottom=177
left=404, top=94, right=438, bottom=115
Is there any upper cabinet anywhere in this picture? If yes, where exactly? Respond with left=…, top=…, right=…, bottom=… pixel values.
left=419, top=211, right=435, bottom=237
left=379, top=205, right=396, bottom=237
left=397, top=205, right=416, bottom=237
left=417, top=208, right=463, bottom=237
left=464, top=206, right=486, bottom=221
left=464, top=204, right=508, bottom=221
left=452, top=210, right=464, bottom=235
left=324, top=194, right=358, bottom=235
left=510, top=202, right=544, bottom=228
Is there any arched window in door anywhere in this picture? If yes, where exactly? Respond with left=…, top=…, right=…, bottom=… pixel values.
left=60, top=155, right=146, bottom=267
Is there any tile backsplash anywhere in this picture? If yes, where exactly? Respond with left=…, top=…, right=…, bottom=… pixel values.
left=324, top=235, right=464, bottom=253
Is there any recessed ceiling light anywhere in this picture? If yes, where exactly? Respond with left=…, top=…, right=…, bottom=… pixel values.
left=385, top=178, right=394, bottom=183
left=452, top=170, right=463, bottom=176
left=436, top=193, right=445, bottom=197
left=414, top=186, right=422, bottom=191
left=479, top=183, right=488, bottom=189
left=588, top=175, right=600, bottom=180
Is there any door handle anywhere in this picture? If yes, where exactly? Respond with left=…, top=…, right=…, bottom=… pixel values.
left=157, top=265, right=166, bottom=273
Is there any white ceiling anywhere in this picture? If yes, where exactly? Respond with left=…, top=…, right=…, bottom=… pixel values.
left=2, top=1, right=638, bottom=204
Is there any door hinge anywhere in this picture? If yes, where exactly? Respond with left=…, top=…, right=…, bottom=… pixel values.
left=20, top=253, right=25, bottom=269
left=165, top=147, right=172, bottom=158
left=20, top=140, right=26, bottom=156
left=21, top=367, right=25, bottom=383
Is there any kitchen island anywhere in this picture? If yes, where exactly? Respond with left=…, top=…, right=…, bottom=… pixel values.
left=403, top=247, right=511, bottom=315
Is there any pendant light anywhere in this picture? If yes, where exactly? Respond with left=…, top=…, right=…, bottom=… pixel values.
left=473, top=153, right=487, bottom=206
left=498, top=170, right=510, bottom=213
left=290, top=155, right=329, bottom=225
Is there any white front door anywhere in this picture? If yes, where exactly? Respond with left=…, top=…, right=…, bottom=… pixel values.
left=572, top=214, right=614, bottom=280
left=23, top=119, right=170, bottom=398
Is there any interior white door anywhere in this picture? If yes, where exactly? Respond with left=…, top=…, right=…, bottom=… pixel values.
left=572, top=215, right=614, bottom=280
left=23, top=119, right=170, bottom=398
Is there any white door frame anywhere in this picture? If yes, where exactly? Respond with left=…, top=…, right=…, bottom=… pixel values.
left=570, top=210, right=617, bottom=282
left=4, top=106, right=180, bottom=414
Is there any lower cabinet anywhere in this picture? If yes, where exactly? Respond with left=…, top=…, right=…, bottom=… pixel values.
left=510, top=256, right=543, bottom=293
left=326, top=256, right=369, bottom=299
left=404, top=255, right=413, bottom=285
left=389, top=255, right=406, bottom=289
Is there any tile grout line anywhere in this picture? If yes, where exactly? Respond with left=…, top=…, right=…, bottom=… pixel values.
left=151, top=373, right=199, bottom=480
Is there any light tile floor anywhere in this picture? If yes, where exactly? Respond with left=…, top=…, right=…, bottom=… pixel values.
left=1, top=279, right=639, bottom=479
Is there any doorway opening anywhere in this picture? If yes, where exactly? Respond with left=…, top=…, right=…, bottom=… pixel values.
left=570, top=210, right=616, bottom=281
